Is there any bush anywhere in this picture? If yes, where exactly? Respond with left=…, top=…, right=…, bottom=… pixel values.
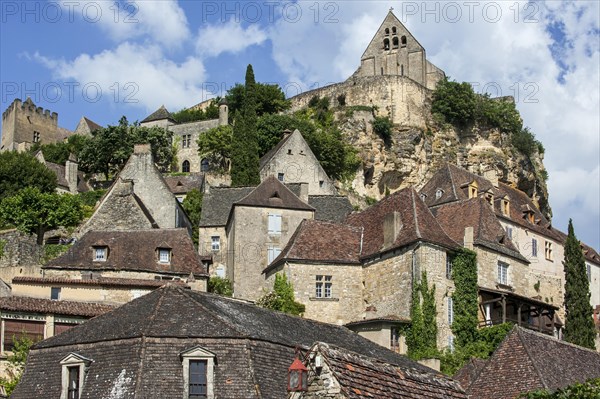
left=511, top=128, right=542, bottom=158
left=207, top=276, right=233, bottom=297
left=257, top=274, right=305, bottom=316
left=519, top=378, right=600, bottom=398
left=431, top=78, right=477, bottom=127
left=43, top=244, right=70, bottom=264
left=372, top=116, right=393, bottom=144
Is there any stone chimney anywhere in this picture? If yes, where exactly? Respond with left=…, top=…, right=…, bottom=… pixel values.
left=282, top=129, right=292, bottom=140
left=464, top=226, right=474, bottom=250
left=218, top=99, right=228, bottom=126
left=65, top=153, right=78, bottom=193
left=483, top=169, right=499, bottom=188
left=383, top=212, right=402, bottom=250
left=298, top=182, right=309, bottom=203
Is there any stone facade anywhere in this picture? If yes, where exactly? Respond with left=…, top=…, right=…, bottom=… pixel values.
left=227, top=205, right=313, bottom=301
left=1, top=98, right=78, bottom=152
left=0, top=230, right=41, bottom=283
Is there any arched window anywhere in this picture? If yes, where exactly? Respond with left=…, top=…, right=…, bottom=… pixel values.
left=200, top=158, right=209, bottom=172
left=392, top=27, right=397, bottom=34
left=182, top=160, right=190, bottom=173
left=384, top=28, right=389, bottom=35
left=383, top=38, right=390, bottom=50
left=392, top=37, right=399, bottom=49
left=401, top=36, right=407, bottom=46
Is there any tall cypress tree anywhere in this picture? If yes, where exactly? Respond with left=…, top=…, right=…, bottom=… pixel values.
left=230, top=64, right=260, bottom=187
left=563, top=219, right=596, bottom=349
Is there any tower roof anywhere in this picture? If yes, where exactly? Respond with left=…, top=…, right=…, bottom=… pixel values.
left=141, top=105, right=175, bottom=123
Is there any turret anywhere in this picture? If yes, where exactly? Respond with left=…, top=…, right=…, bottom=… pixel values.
left=218, top=98, right=228, bottom=126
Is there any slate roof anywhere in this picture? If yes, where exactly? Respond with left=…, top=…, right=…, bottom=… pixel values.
left=433, top=197, right=529, bottom=263
left=308, top=195, right=354, bottom=222
left=163, top=173, right=204, bottom=195
left=12, top=276, right=188, bottom=289
left=235, top=176, right=314, bottom=211
left=346, top=187, right=458, bottom=258
left=0, top=296, right=114, bottom=317
left=461, top=326, right=600, bottom=399
left=310, top=342, right=467, bottom=398
left=344, top=314, right=411, bottom=327
left=265, top=220, right=362, bottom=273
left=12, top=285, right=458, bottom=398
left=259, top=130, right=294, bottom=169
left=44, top=229, right=207, bottom=277
left=199, top=186, right=254, bottom=227
left=45, top=161, right=90, bottom=193
left=140, top=105, right=175, bottom=123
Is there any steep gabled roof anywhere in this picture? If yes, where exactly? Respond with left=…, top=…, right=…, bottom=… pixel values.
left=163, top=173, right=204, bottom=195
left=259, top=130, right=294, bottom=169
left=265, top=220, right=362, bottom=273
left=199, top=186, right=255, bottom=227
left=234, top=176, right=314, bottom=211
left=0, top=296, right=114, bottom=318
left=44, top=229, right=207, bottom=277
left=360, top=10, right=426, bottom=60
left=463, top=326, right=600, bottom=398
left=141, top=105, right=175, bottom=123
left=433, top=197, right=529, bottom=263
left=308, top=342, right=467, bottom=398
left=346, top=187, right=458, bottom=258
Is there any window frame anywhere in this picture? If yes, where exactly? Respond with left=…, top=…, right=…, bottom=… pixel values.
left=446, top=254, right=453, bottom=279
left=447, top=296, right=454, bottom=325
left=267, top=214, right=282, bottom=235
left=60, top=353, right=93, bottom=399
left=315, top=275, right=333, bottom=299
left=93, top=247, right=107, bottom=262
left=180, top=346, right=216, bottom=399
left=545, top=241, right=553, bottom=261
left=531, top=238, right=538, bottom=257
left=267, top=246, right=281, bottom=265
left=211, top=236, right=220, bottom=252
left=158, top=248, right=171, bottom=264
left=498, top=261, right=509, bottom=285
left=51, top=287, right=61, bottom=301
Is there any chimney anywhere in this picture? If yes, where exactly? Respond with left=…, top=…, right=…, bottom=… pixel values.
left=134, top=144, right=151, bottom=154
left=283, top=129, right=292, bottom=140
left=383, top=212, right=402, bottom=250
left=218, top=99, right=228, bottom=126
left=65, top=153, right=78, bottom=193
left=299, top=182, right=309, bottom=203
left=483, top=169, right=499, bottom=188
left=464, top=226, right=474, bottom=249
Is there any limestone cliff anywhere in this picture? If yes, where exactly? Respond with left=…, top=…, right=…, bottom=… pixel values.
left=335, top=107, right=550, bottom=218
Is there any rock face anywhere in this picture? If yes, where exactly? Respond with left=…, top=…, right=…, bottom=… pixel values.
left=336, top=108, right=550, bottom=218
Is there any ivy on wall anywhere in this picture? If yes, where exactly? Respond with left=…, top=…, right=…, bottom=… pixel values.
left=450, top=248, right=479, bottom=347
left=407, top=271, right=438, bottom=360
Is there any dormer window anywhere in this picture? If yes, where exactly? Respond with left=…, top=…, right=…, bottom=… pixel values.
left=60, top=353, right=93, bottom=399
left=468, top=181, right=478, bottom=198
left=158, top=248, right=171, bottom=264
left=501, top=198, right=510, bottom=216
left=93, top=247, right=107, bottom=262
left=181, top=346, right=216, bottom=399
left=435, top=189, right=443, bottom=200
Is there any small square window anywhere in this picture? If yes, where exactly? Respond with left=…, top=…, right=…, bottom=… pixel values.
left=319, top=180, right=324, bottom=188
left=51, top=287, right=61, bottom=301
left=211, top=236, right=220, bottom=251
left=545, top=241, right=553, bottom=261
left=94, top=247, right=107, bottom=262
left=159, top=249, right=171, bottom=263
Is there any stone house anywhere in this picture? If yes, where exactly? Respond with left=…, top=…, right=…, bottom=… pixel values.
left=163, top=173, right=205, bottom=202
left=259, top=129, right=336, bottom=196
left=455, top=326, right=600, bottom=398
left=11, top=285, right=465, bottom=398
left=34, top=150, right=90, bottom=194
left=420, top=163, right=600, bottom=326
left=289, top=342, right=466, bottom=399
left=140, top=102, right=228, bottom=174
left=79, top=144, right=192, bottom=236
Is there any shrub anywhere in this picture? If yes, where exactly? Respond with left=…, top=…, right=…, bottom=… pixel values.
left=372, top=116, right=393, bottom=145
left=207, top=276, right=233, bottom=297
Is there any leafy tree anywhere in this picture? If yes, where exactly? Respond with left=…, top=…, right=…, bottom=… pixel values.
left=77, top=189, right=106, bottom=208
left=407, top=271, right=438, bottom=360
left=207, top=276, right=233, bottom=297
left=182, top=189, right=203, bottom=245
left=0, top=151, right=57, bottom=201
left=511, top=127, right=543, bottom=158
left=79, top=116, right=175, bottom=179
left=30, top=134, right=90, bottom=166
left=226, top=82, right=290, bottom=118
left=171, top=100, right=219, bottom=123
left=230, top=64, right=260, bottom=186
left=0, top=335, right=33, bottom=396
left=563, top=219, right=596, bottom=349
left=257, top=273, right=305, bottom=316
left=197, top=125, right=233, bottom=172
left=519, top=378, right=600, bottom=398
left=0, top=188, right=84, bottom=244
left=255, top=114, right=316, bottom=157
left=432, top=77, right=477, bottom=127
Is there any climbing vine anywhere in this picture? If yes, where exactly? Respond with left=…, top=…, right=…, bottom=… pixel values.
left=451, top=248, right=479, bottom=347
left=407, top=271, right=438, bottom=360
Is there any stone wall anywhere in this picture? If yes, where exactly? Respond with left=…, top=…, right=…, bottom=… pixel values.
left=265, top=262, right=363, bottom=325
left=475, top=246, right=529, bottom=297
left=198, top=226, right=227, bottom=278
left=228, top=206, right=313, bottom=301
left=0, top=230, right=42, bottom=282
left=171, top=119, right=219, bottom=173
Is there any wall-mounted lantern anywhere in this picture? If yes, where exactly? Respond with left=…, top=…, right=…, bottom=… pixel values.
left=287, top=357, right=308, bottom=392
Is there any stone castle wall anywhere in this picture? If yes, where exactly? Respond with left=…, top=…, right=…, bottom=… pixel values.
left=0, top=229, right=42, bottom=283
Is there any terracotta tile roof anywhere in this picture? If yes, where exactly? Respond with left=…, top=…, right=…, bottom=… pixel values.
left=433, top=198, right=529, bottom=263
left=463, top=326, right=600, bottom=398
left=141, top=105, right=175, bottom=123
left=163, top=173, right=204, bottom=195
left=199, top=186, right=254, bottom=227
left=12, top=276, right=188, bottom=289
left=264, top=220, right=362, bottom=273
left=314, top=343, right=467, bottom=398
left=308, top=195, right=354, bottom=222
left=346, top=187, right=458, bottom=258
left=235, top=176, right=314, bottom=211
left=0, top=296, right=114, bottom=317
left=44, top=229, right=207, bottom=277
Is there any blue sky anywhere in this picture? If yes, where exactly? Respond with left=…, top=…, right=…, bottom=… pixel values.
left=1, top=0, right=598, bottom=249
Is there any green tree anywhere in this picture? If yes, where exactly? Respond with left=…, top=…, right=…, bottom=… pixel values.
left=0, top=188, right=84, bottom=244
left=182, top=189, right=203, bottom=245
left=226, top=82, right=290, bottom=118
left=257, top=273, right=305, bottom=316
left=30, top=134, right=90, bottom=166
left=407, top=271, right=438, bottom=360
left=230, top=64, right=260, bottom=186
left=0, top=335, right=33, bottom=396
left=431, top=78, right=477, bottom=127
left=563, top=219, right=596, bottom=349
left=171, top=100, right=219, bottom=123
left=79, top=116, right=175, bottom=179
left=0, top=151, right=57, bottom=201
left=197, top=125, right=233, bottom=172
left=519, top=378, right=600, bottom=399
left=451, top=249, right=479, bottom=347
left=207, top=276, right=233, bottom=297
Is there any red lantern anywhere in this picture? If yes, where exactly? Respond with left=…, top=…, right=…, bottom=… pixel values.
left=287, top=357, right=308, bottom=392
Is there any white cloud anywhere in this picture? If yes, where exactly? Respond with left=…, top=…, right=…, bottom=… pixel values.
left=195, top=20, right=267, bottom=57
left=34, top=42, right=207, bottom=112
